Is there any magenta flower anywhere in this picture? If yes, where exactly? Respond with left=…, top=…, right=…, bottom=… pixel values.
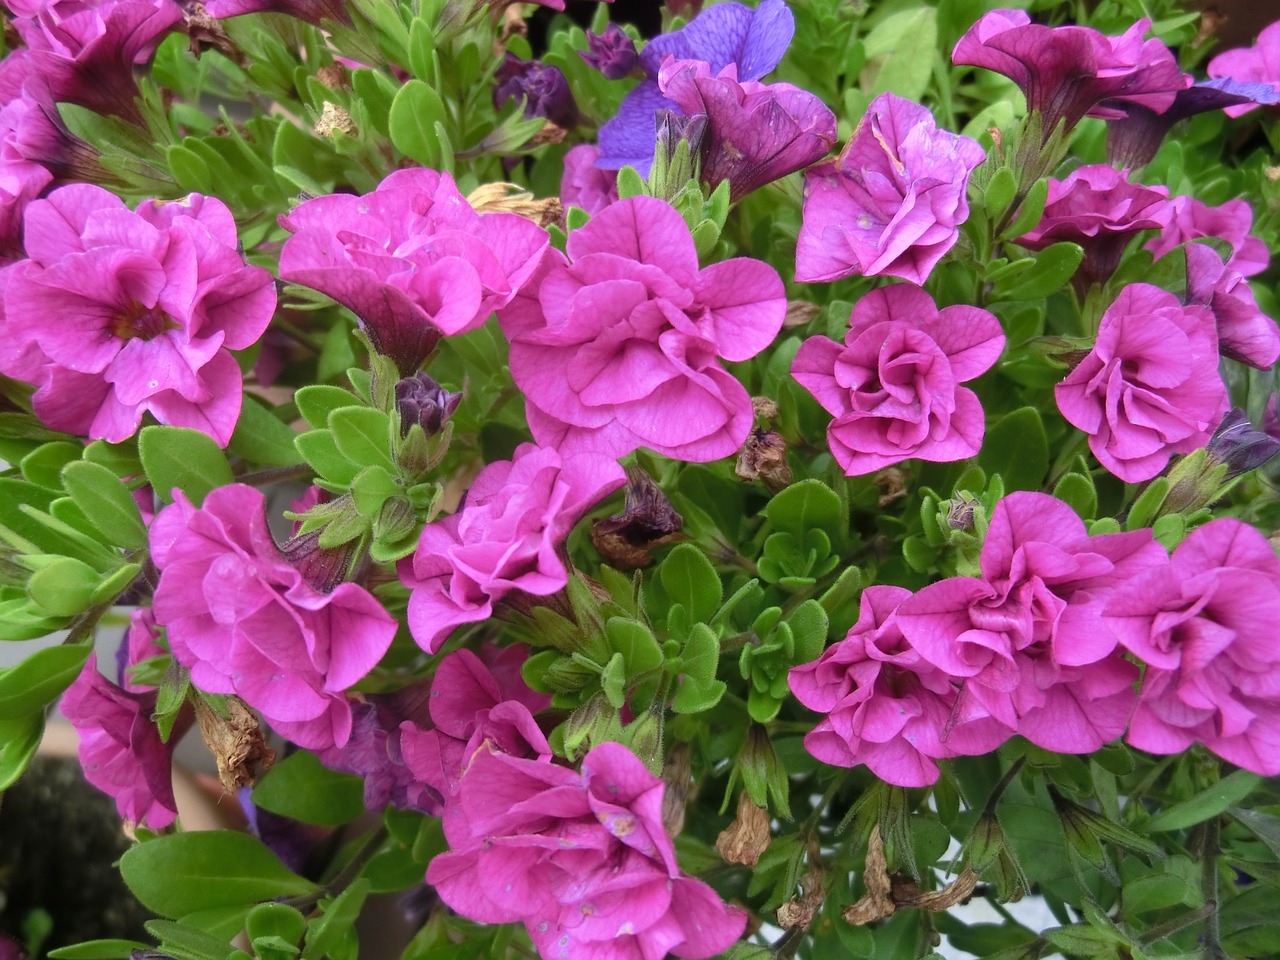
left=952, top=9, right=1186, bottom=136
left=60, top=653, right=178, bottom=829
left=656, top=58, right=836, bottom=203
left=1017, top=165, right=1172, bottom=292
left=400, top=646, right=552, bottom=804
left=0, top=152, right=50, bottom=263
left=116, top=606, right=165, bottom=694
left=1184, top=243, right=1280, bottom=370
left=5, top=0, right=181, bottom=123
left=203, top=0, right=352, bottom=24
left=897, top=492, right=1167, bottom=753
left=1105, top=518, right=1280, bottom=775
left=791, top=284, right=1004, bottom=476
left=427, top=742, right=746, bottom=960
left=151, top=484, right=398, bottom=752
left=789, top=586, right=1012, bottom=787
left=1208, top=20, right=1280, bottom=117
left=581, top=24, right=640, bottom=80
left=500, top=196, right=786, bottom=461
left=400, top=444, right=626, bottom=653
left=1145, top=196, right=1269, bottom=277
left=1055, top=284, right=1227, bottom=483
left=0, top=184, right=276, bottom=446
left=561, top=144, right=619, bottom=216
left=279, top=169, right=549, bottom=374
left=0, top=72, right=104, bottom=185
left=795, top=93, right=984, bottom=285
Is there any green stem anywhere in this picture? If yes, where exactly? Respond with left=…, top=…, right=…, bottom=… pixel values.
left=1198, top=817, right=1225, bottom=960
left=236, top=462, right=314, bottom=487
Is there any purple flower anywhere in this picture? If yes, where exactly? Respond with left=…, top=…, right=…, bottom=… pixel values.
left=1184, top=242, right=1280, bottom=370
left=795, top=93, right=985, bottom=285
left=395, top=371, right=461, bottom=437
left=1208, top=20, right=1280, bottom=117
left=656, top=58, right=836, bottom=202
left=279, top=168, right=549, bottom=374
left=1016, top=164, right=1173, bottom=292
left=1055, top=283, right=1227, bottom=483
left=151, top=484, right=398, bottom=751
left=1206, top=408, right=1280, bottom=478
left=203, top=0, right=352, bottom=24
left=60, top=653, right=178, bottom=829
left=581, top=23, right=641, bottom=80
left=1105, top=518, right=1280, bottom=775
left=5, top=0, right=181, bottom=124
left=560, top=144, right=619, bottom=216
left=952, top=9, right=1186, bottom=137
left=400, top=444, right=626, bottom=653
left=494, top=54, right=581, bottom=130
left=499, top=196, right=785, bottom=461
left=426, top=742, right=746, bottom=960
left=0, top=184, right=276, bottom=446
left=1146, top=195, right=1269, bottom=278
left=897, top=492, right=1167, bottom=753
left=789, top=586, right=1012, bottom=787
left=597, top=0, right=795, bottom=174
left=791, top=284, right=1004, bottom=476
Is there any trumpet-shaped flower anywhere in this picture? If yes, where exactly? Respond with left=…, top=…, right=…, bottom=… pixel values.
left=1208, top=20, right=1280, bottom=117
left=1183, top=243, right=1280, bottom=370
left=1146, top=196, right=1269, bottom=277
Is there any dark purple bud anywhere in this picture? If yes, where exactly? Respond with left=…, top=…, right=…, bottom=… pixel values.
left=0, top=934, right=26, bottom=960
left=580, top=23, right=640, bottom=80
left=395, top=372, right=461, bottom=437
left=1206, top=408, right=1280, bottom=478
left=493, top=53, right=581, bottom=130
left=590, top=467, right=684, bottom=569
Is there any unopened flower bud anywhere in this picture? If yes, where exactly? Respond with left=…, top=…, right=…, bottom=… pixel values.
left=395, top=372, right=461, bottom=437
left=1160, top=448, right=1229, bottom=516
left=493, top=53, right=581, bottom=129
left=580, top=23, right=641, bottom=79
left=1205, top=407, right=1280, bottom=479
left=945, top=495, right=979, bottom=531
left=661, top=743, right=693, bottom=837
left=591, top=467, right=684, bottom=569
left=624, top=709, right=664, bottom=772
left=280, top=529, right=354, bottom=593
left=716, top=790, right=772, bottom=866
left=373, top=496, right=416, bottom=544
left=650, top=109, right=707, bottom=200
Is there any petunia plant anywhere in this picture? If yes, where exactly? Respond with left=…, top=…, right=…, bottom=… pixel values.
left=1, top=1, right=1280, bottom=959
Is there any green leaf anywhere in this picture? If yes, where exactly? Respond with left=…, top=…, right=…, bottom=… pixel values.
left=865, top=7, right=937, bottom=102
left=670, top=676, right=726, bottom=714
left=601, top=652, right=627, bottom=708
left=47, top=940, right=150, bottom=959
left=295, top=430, right=359, bottom=486
left=301, top=879, right=370, bottom=960
left=616, top=165, right=645, bottom=199
left=139, top=426, right=235, bottom=506
left=605, top=618, right=663, bottom=678
left=328, top=407, right=394, bottom=473
left=21, top=441, right=84, bottom=489
left=252, top=750, right=366, bottom=826
left=1144, top=769, right=1262, bottom=832
left=388, top=79, right=444, bottom=166
left=0, top=644, right=90, bottom=721
left=61, top=460, right=149, bottom=550
left=121, top=831, right=319, bottom=918
left=228, top=396, right=302, bottom=467
left=1125, top=477, right=1170, bottom=531
left=90, top=561, right=142, bottom=605
left=246, top=903, right=306, bottom=945
left=766, top=478, right=844, bottom=538
left=26, top=555, right=101, bottom=617
left=984, top=166, right=1018, bottom=225
left=787, top=599, right=829, bottom=664
left=145, top=918, right=237, bottom=960
left=658, top=543, right=722, bottom=624
left=993, top=242, right=1083, bottom=301
left=679, top=622, right=721, bottom=686
left=294, top=385, right=361, bottom=429
left=1000, top=178, right=1049, bottom=241
left=1229, top=806, right=1280, bottom=859
left=0, top=712, right=44, bottom=790
left=1052, top=473, right=1097, bottom=521
left=978, top=407, right=1049, bottom=492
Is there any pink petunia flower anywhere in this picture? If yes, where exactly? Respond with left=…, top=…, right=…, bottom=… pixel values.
left=560, top=144, right=619, bottom=217
left=279, top=168, right=549, bottom=374
left=1055, top=283, right=1228, bottom=483
left=791, top=284, right=1004, bottom=476
left=60, top=652, right=178, bottom=829
left=795, top=93, right=984, bottom=285
left=426, top=742, right=745, bottom=960
left=896, top=492, right=1167, bottom=754
left=1184, top=242, right=1280, bottom=370
left=0, top=184, right=276, bottom=446
left=500, top=195, right=786, bottom=461
left=952, top=9, right=1187, bottom=136
left=400, top=444, right=626, bottom=653
left=1105, top=518, right=1280, bottom=775
left=151, top=484, right=398, bottom=752
left=1145, top=195, right=1269, bottom=278
left=789, top=586, right=1013, bottom=787
left=1207, top=20, right=1280, bottom=117
left=1017, top=164, right=1173, bottom=293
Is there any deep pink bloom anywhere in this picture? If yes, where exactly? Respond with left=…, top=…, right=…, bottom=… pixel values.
left=952, top=9, right=1186, bottom=135
left=789, top=586, right=1012, bottom=787
left=116, top=606, right=165, bottom=694
left=1105, top=518, right=1280, bottom=774
left=203, top=0, right=352, bottom=24
left=0, top=72, right=104, bottom=184
left=1208, top=20, right=1280, bottom=117
left=1184, top=243, right=1280, bottom=370
left=1055, top=283, right=1227, bottom=483
left=151, top=484, right=397, bottom=751
left=656, top=58, right=836, bottom=203
left=500, top=196, right=785, bottom=461
left=279, top=169, right=549, bottom=374
left=561, top=144, right=619, bottom=216
left=1145, top=195, right=1269, bottom=278
left=427, top=742, right=745, bottom=960
left=6, top=0, right=181, bottom=123
left=400, top=444, right=625, bottom=653
left=60, top=653, right=178, bottom=828
left=796, top=93, right=984, bottom=285
left=1017, top=164, right=1172, bottom=292
left=791, top=284, right=1004, bottom=476
left=400, top=646, right=552, bottom=804
left=897, top=492, right=1167, bottom=753
left=0, top=184, right=275, bottom=445
left=0, top=152, right=50, bottom=263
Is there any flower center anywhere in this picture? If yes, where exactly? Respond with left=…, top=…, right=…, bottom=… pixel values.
left=111, top=300, right=174, bottom=342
